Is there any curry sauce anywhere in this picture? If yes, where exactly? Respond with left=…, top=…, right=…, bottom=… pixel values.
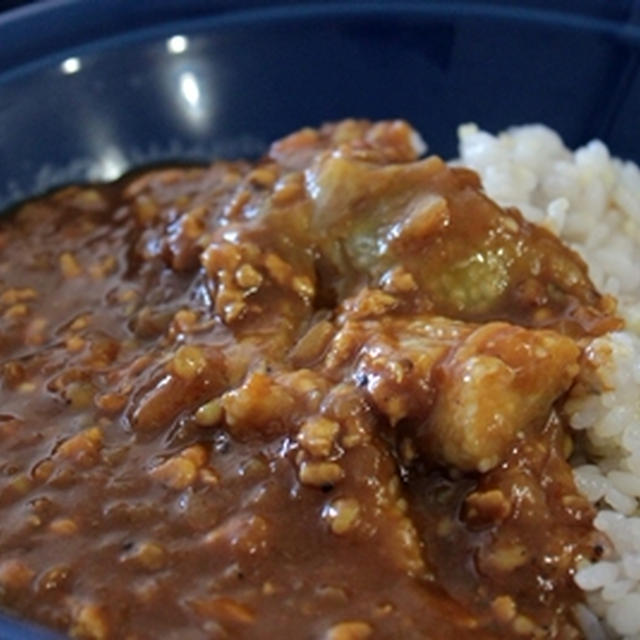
left=0, top=120, right=620, bottom=639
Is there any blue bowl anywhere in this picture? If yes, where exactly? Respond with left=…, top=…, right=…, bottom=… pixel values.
left=2, top=0, right=640, bottom=212
left=1, top=1, right=640, bottom=637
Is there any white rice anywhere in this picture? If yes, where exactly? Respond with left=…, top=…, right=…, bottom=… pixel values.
left=457, top=124, right=640, bottom=639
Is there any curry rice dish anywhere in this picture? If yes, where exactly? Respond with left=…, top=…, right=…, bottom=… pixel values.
left=0, top=120, right=636, bottom=639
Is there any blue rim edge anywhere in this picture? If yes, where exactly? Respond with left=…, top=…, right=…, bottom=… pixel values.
left=2, top=1, right=640, bottom=84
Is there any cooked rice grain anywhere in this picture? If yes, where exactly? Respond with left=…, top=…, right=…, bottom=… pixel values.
left=458, top=124, right=640, bottom=639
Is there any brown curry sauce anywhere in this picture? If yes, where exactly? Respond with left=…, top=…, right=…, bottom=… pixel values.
left=0, top=120, right=620, bottom=639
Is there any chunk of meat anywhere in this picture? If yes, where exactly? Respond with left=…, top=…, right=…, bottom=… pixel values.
left=322, top=307, right=581, bottom=472
left=424, top=323, right=581, bottom=472
left=323, top=312, right=473, bottom=426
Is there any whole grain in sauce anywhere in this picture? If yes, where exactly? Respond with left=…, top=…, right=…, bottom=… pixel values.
left=0, top=120, right=620, bottom=639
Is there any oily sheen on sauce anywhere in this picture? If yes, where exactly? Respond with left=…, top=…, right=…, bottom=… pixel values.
left=0, top=120, right=620, bottom=639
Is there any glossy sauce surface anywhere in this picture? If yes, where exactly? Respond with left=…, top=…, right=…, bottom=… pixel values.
left=0, top=121, right=619, bottom=639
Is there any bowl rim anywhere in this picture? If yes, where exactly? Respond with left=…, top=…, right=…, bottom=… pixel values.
left=2, top=0, right=640, bottom=81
